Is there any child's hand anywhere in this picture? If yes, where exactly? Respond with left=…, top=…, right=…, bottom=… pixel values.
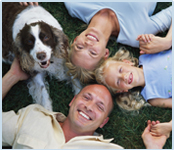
left=150, top=121, right=172, bottom=138
left=136, top=34, right=171, bottom=54
left=142, top=120, right=167, bottom=149
left=19, top=2, right=38, bottom=6
left=137, top=34, right=153, bottom=43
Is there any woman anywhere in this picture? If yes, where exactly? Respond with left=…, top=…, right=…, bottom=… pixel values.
left=64, top=2, right=172, bottom=83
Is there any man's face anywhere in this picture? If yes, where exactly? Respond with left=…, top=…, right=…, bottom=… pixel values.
left=71, top=27, right=109, bottom=70
left=68, top=84, right=113, bottom=134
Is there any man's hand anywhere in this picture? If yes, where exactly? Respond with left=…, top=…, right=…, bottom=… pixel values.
left=19, top=2, right=38, bottom=6
left=142, top=120, right=167, bottom=149
left=8, top=58, right=29, bottom=81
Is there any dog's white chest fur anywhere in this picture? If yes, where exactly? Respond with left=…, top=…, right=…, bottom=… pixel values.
left=13, top=5, right=62, bottom=40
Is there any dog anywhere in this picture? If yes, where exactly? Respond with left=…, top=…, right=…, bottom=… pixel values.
left=115, top=90, right=151, bottom=112
left=2, top=2, right=82, bottom=111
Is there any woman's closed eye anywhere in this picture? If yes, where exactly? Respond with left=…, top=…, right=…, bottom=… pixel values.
left=77, top=45, right=83, bottom=50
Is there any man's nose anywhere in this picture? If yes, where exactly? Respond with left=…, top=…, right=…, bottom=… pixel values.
left=85, top=101, right=94, bottom=112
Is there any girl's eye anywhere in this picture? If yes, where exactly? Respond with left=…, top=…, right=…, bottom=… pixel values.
left=117, top=79, right=120, bottom=86
left=119, top=67, right=122, bottom=73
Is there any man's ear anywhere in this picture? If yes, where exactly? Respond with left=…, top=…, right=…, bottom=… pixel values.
left=122, top=59, right=134, bottom=66
left=69, top=95, right=76, bottom=106
left=100, top=117, right=109, bottom=128
left=104, top=48, right=109, bottom=60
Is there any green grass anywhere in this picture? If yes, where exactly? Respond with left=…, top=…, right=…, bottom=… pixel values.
left=2, top=2, right=172, bottom=149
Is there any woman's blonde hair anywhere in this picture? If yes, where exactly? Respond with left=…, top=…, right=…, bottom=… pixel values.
left=65, top=43, right=105, bottom=84
left=95, top=47, right=139, bottom=93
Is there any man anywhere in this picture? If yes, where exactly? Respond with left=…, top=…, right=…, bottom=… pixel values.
left=2, top=58, right=168, bottom=149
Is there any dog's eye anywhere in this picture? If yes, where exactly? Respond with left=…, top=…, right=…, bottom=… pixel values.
left=44, top=36, right=49, bottom=41
left=27, top=40, right=33, bottom=45
left=123, top=100, right=128, bottom=105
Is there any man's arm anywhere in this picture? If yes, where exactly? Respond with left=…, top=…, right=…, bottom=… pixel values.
left=2, top=58, right=29, bottom=100
left=142, top=120, right=167, bottom=149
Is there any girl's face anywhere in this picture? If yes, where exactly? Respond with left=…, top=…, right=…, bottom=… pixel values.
left=104, top=61, right=143, bottom=92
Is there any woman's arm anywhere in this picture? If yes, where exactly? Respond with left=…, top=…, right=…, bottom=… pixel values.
left=137, top=22, right=172, bottom=54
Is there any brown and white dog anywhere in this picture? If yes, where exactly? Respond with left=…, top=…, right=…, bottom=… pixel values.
left=2, top=3, right=82, bottom=111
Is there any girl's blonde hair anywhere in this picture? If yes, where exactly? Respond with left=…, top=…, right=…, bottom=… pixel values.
left=95, top=47, right=139, bottom=93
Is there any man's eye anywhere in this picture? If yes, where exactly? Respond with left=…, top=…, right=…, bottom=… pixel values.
left=97, top=105, right=104, bottom=111
left=84, top=95, right=90, bottom=100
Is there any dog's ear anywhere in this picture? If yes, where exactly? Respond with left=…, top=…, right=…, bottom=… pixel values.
left=13, top=35, right=36, bottom=76
left=51, top=27, right=69, bottom=60
left=19, top=50, right=36, bottom=76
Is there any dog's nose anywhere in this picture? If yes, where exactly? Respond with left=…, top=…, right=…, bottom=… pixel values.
left=37, top=52, right=46, bottom=60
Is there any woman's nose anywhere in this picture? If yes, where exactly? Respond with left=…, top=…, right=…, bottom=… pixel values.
left=85, top=39, right=94, bottom=46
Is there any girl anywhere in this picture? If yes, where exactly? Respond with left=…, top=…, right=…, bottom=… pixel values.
left=95, top=40, right=172, bottom=138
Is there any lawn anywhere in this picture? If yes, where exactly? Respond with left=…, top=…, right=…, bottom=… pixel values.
left=2, top=2, right=172, bottom=149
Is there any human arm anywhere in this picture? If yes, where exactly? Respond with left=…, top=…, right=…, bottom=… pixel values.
left=2, top=58, right=29, bottom=100
left=150, top=120, right=172, bottom=138
left=148, top=98, right=172, bottom=109
left=19, top=2, right=38, bottom=6
left=137, top=22, right=172, bottom=54
left=142, top=120, right=167, bottom=149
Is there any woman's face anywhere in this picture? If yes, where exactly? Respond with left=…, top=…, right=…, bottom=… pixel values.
left=104, top=61, right=143, bottom=92
left=71, top=27, right=109, bottom=70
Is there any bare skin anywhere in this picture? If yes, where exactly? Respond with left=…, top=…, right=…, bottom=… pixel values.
left=142, top=120, right=167, bottom=149
left=2, top=58, right=29, bottom=100
left=71, top=8, right=120, bottom=70
left=19, top=2, right=38, bottom=6
left=137, top=22, right=172, bottom=54
left=151, top=120, right=172, bottom=138
left=2, top=58, right=168, bottom=148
